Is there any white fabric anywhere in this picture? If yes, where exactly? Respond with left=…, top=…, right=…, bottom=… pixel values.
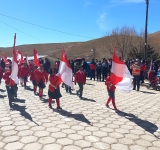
left=58, top=61, right=74, bottom=89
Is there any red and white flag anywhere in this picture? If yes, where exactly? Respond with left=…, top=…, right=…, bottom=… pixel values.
left=17, top=50, right=23, bottom=64
left=10, top=33, right=19, bottom=84
left=58, top=47, right=74, bottom=89
left=1, top=53, right=8, bottom=64
left=110, top=47, right=133, bottom=93
left=33, top=49, right=40, bottom=66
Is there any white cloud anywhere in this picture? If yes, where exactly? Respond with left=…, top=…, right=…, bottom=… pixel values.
left=96, top=13, right=107, bottom=30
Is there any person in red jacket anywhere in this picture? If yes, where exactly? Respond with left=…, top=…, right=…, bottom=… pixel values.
left=90, top=59, right=96, bottom=81
left=74, top=65, right=86, bottom=99
left=3, top=65, right=17, bottom=107
left=19, top=62, right=30, bottom=88
left=140, top=60, right=146, bottom=83
left=30, top=65, right=38, bottom=94
left=34, top=65, right=48, bottom=98
left=48, top=68, right=62, bottom=110
left=105, top=75, right=118, bottom=112
left=0, top=66, right=3, bottom=84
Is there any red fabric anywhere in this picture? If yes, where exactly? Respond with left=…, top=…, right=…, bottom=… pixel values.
left=34, top=68, right=48, bottom=84
left=110, top=73, right=123, bottom=85
left=1, top=53, right=8, bottom=64
left=56, top=98, right=60, bottom=107
left=140, top=64, right=146, bottom=71
left=48, top=74, right=62, bottom=92
left=74, top=71, right=86, bottom=84
left=0, top=67, right=3, bottom=79
left=17, top=50, right=23, bottom=64
left=3, top=70, right=15, bottom=86
left=30, top=70, right=36, bottom=81
left=105, top=76, right=116, bottom=91
left=48, top=98, right=52, bottom=105
left=112, top=47, right=124, bottom=65
left=34, top=49, right=40, bottom=66
left=61, top=47, right=71, bottom=69
left=19, top=66, right=30, bottom=78
left=90, top=64, right=96, bottom=70
left=29, top=63, right=34, bottom=70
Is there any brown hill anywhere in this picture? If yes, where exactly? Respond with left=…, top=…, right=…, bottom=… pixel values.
left=0, top=31, right=160, bottom=61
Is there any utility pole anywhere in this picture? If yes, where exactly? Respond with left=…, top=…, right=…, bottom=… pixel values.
left=144, top=0, right=149, bottom=60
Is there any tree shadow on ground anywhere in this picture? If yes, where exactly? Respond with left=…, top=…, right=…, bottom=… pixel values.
left=0, top=94, right=7, bottom=98
left=117, top=110, right=159, bottom=139
left=139, top=90, right=156, bottom=94
left=11, top=103, right=39, bottom=126
left=52, top=108, right=92, bottom=125
left=0, top=88, right=6, bottom=92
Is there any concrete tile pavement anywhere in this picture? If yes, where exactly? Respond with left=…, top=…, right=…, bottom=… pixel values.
left=0, top=78, right=160, bottom=150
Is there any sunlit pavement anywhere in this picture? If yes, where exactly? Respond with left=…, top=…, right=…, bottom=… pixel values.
left=0, top=78, right=160, bottom=150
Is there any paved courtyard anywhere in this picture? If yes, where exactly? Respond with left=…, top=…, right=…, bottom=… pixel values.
left=0, top=78, right=160, bottom=150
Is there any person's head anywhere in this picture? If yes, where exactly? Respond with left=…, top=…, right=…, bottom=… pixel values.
left=79, top=65, right=83, bottom=71
left=40, top=65, right=44, bottom=71
left=135, top=59, right=139, bottom=64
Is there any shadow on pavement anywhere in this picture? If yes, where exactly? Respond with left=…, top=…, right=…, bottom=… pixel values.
left=82, top=97, right=96, bottom=102
left=117, top=110, right=159, bottom=138
left=52, top=108, right=92, bottom=125
left=11, top=103, right=39, bottom=126
left=13, top=98, right=25, bottom=103
left=0, top=88, right=6, bottom=92
left=85, top=83, right=95, bottom=86
left=0, top=94, right=7, bottom=98
left=25, top=86, right=34, bottom=91
left=139, top=90, right=156, bottom=94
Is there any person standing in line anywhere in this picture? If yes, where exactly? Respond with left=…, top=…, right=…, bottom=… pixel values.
left=30, top=65, right=38, bottom=94
left=48, top=68, right=62, bottom=110
left=96, top=61, right=102, bottom=81
left=3, top=65, right=17, bottom=107
left=82, top=58, right=87, bottom=77
left=0, top=65, right=3, bottom=84
left=140, top=59, right=147, bottom=83
left=105, top=75, right=118, bottom=112
left=19, top=62, right=30, bottom=89
left=34, top=65, right=48, bottom=98
left=102, top=59, right=108, bottom=81
left=132, top=59, right=141, bottom=91
left=90, top=59, right=96, bottom=80
left=108, top=58, right=112, bottom=75
left=74, top=65, right=86, bottom=99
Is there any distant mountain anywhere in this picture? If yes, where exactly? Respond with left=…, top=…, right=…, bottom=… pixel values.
left=0, top=31, right=160, bottom=61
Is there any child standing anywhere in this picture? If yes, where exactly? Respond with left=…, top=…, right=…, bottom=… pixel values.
left=34, top=65, right=48, bottom=98
left=48, top=68, right=62, bottom=110
left=74, top=65, right=86, bottom=99
left=30, top=65, right=38, bottom=94
left=105, top=75, right=118, bottom=112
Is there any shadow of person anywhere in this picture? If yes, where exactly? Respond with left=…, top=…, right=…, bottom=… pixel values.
left=25, top=86, right=34, bottom=91
left=52, top=108, right=92, bottom=125
left=85, top=83, right=95, bottom=86
left=0, top=94, right=7, bottom=98
left=13, top=98, right=25, bottom=103
left=11, top=103, right=39, bottom=126
left=139, top=90, right=156, bottom=94
left=82, top=97, right=96, bottom=102
left=40, top=98, right=55, bottom=104
left=0, top=88, right=6, bottom=92
left=117, top=110, right=159, bottom=138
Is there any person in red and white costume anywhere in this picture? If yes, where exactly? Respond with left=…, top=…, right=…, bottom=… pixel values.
left=74, top=65, right=86, bottom=99
left=105, top=75, right=118, bottom=112
left=30, top=65, right=38, bottom=94
left=34, top=65, right=48, bottom=98
left=18, top=61, right=30, bottom=88
left=48, top=67, right=62, bottom=110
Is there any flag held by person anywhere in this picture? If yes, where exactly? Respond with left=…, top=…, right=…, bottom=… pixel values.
left=9, top=33, right=19, bottom=84
left=17, top=50, right=23, bottom=64
left=110, top=47, right=133, bottom=93
left=33, top=49, right=40, bottom=66
left=1, top=53, right=8, bottom=64
left=58, top=47, right=74, bottom=89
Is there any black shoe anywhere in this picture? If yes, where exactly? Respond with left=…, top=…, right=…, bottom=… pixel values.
left=49, top=104, right=52, bottom=109
left=133, top=88, right=135, bottom=90
left=137, top=89, right=139, bottom=91
left=79, top=96, right=83, bottom=100
left=57, top=106, right=62, bottom=111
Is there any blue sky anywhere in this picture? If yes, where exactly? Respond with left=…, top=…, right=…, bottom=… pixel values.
left=0, top=0, right=159, bottom=47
